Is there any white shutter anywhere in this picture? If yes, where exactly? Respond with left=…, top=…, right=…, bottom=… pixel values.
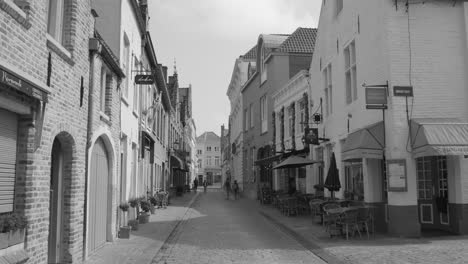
left=0, top=109, right=18, bottom=213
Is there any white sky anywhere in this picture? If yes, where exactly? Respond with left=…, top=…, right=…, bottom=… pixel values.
left=148, top=0, right=321, bottom=136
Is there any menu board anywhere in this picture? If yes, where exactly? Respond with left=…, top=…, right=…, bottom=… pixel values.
left=387, top=159, right=407, bottom=192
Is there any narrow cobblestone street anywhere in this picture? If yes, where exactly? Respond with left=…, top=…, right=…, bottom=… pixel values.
left=151, top=192, right=326, bottom=264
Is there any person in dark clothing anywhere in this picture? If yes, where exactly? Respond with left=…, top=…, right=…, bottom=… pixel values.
left=233, top=180, right=239, bottom=200
left=224, top=178, right=231, bottom=200
left=193, top=178, right=198, bottom=192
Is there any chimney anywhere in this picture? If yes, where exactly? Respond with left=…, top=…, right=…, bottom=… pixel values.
left=162, top=66, right=168, bottom=83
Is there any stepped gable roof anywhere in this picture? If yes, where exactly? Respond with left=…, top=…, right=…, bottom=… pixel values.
left=241, top=45, right=257, bottom=60
left=278, top=27, right=317, bottom=53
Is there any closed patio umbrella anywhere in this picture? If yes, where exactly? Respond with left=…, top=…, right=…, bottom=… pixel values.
left=324, top=152, right=341, bottom=198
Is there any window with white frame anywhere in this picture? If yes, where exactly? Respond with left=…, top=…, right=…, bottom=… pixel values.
left=206, top=156, right=212, bottom=166
left=345, top=41, right=357, bottom=104
left=260, top=45, right=267, bottom=83
left=298, top=100, right=305, bottom=132
left=260, top=95, right=268, bottom=133
left=122, top=34, right=130, bottom=98
left=323, top=64, right=332, bottom=116
left=100, top=65, right=111, bottom=115
left=250, top=103, right=254, bottom=128
left=215, top=156, right=220, bottom=166
left=207, top=146, right=212, bottom=151
left=47, top=0, right=66, bottom=45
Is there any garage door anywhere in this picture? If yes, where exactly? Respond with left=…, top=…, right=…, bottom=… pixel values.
left=88, top=138, right=109, bottom=253
left=0, top=109, right=18, bottom=213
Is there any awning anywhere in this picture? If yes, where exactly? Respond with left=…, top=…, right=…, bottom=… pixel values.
left=273, top=155, right=318, bottom=169
left=342, top=121, right=384, bottom=161
left=411, top=118, right=468, bottom=158
left=255, top=154, right=282, bottom=166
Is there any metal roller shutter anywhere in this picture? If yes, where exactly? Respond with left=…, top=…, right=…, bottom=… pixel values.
left=0, top=109, right=18, bottom=213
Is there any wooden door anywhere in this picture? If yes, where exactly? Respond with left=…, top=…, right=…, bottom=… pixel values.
left=48, top=139, right=64, bottom=263
left=88, top=138, right=109, bottom=253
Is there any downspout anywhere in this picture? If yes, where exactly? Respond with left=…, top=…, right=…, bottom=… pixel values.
left=83, top=45, right=98, bottom=260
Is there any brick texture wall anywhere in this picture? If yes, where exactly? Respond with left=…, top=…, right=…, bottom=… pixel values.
left=0, top=0, right=93, bottom=263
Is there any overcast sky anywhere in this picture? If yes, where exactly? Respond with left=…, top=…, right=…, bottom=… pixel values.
left=148, top=0, right=321, bottom=136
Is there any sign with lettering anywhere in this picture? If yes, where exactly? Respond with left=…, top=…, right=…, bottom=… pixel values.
left=387, top=159, right=407, bottom=192
left=393, top=86, right=413, bottom=97
left=365, top=88, right=387, bottom=105
left=135, top=74, right=155, bottom=84
left=0, top=68, right=48, bottom=102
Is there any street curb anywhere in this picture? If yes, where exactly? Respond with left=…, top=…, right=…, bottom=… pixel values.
left=259, top=211, right=347, bottom=264
left=150, top=192, right=200, bottom=263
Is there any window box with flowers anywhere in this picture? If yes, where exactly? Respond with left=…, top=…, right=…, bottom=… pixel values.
left=0, top=212, right=27, bottom=249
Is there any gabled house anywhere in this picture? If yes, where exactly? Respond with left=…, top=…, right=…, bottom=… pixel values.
left=308, top=0, right=468, bottom=237
left=241, top=27, right=317, bottom=200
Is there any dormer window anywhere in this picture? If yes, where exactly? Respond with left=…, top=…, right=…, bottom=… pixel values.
left=260, top=45, right=267, bottom=83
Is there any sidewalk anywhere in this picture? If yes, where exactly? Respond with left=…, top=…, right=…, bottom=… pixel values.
left=257, top=202, right=468, bottom=264
left=84, top=192, right=199, bottom=264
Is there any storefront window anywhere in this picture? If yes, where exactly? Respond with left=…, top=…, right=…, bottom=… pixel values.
left=344, top=161, right=363, bottom=201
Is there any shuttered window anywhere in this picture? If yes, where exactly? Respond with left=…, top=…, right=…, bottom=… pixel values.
left=0, top=109, right=18, bottom=213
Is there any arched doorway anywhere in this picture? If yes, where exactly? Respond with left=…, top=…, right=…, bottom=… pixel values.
left=88, top=138, right=110, bottom=253
left=48, top=138, right=65, bottom=263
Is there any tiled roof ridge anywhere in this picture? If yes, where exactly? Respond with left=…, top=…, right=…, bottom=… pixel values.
left=277, top=27, right=317, bottom=54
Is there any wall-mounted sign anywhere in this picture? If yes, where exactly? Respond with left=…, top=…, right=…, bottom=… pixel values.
left=366, top=105, right=388, bottom=110
left=135, top=74, right=155, bottom=84
left=387, top=159, right=407, bottom=192
left=365, top=88, right=387, bottom=105
left=0, top=68, right=48, bottom=102
left=304, top=128, right=319, bottom=145
left=393, top=86, right=413, bottom=97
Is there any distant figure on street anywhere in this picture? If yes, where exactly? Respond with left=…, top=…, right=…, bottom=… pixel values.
left=203, top=180, right=208, bottom=193
left=233, top=180, right=239, bottom=200
left=193, top=178, right=198, bottom=192
left=224, top=178, right=231, bottom=200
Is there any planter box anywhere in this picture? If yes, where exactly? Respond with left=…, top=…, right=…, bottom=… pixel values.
left=138, top=213, right=150, bottom=224
left=118, top=226, right=131, bottom=239
left=8, top=228, right=25, bottom=246
left=0, top=232, right=8, bottom=249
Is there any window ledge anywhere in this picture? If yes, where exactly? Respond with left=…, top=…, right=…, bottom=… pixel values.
left=46, top=34, right=74, bottom=66
left=100, top=112, right=111, bottom=125
left=121, top=95, right=129, bottom=106
left=0, top=0, right=31, bottom=29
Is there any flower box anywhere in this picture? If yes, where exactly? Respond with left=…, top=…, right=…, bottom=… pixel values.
left=8, top=228, right=25, bottom=246
left=118, top=226, right=131, bottom=239
left=0, top=232, right=8, bottom=249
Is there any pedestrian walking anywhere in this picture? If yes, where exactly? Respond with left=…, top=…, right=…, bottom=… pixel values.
left=233, top=180, right=239, bottom=200
left=224, top=178, right=231, bottom=200
left=203, top=180, right=207, bottom=193
left=193, top=178, right=198, bottom=192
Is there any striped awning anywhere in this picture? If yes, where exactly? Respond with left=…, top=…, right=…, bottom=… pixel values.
left=411, top=118, right=468, bottom=158
left=342, top=121, right=384, bottom=161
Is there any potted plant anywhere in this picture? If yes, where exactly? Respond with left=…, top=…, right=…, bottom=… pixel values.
left=5, top=212, right=27, bottom=246
left=128, top=219, right=139, bottom=231
left=176, top=186, right=184, bottom=196
left=149, top=196, right=157, bottom=214
left=118, top=202, right=131, bottom=239
left=139, top=200, right=151, bottom=224
left=0, top=214, right=8, bottom=249
left=128, top=197, right=140, bottom=219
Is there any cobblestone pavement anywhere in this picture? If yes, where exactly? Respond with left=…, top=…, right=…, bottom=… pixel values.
left=151, top=192, right=326, bottom=264
left=84, top=192, right=198, bottom=264
left=258, top=203, right=468, bottom=264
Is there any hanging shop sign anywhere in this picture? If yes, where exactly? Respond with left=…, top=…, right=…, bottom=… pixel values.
left=365, top=88, right=387, bottom=105
left=387, top=159, right=407, bottom=192
left=135, top=74, right=155, bottom=84
left=393, top=86, right=413, bottom=97
left=304, top=128, right=319, bottom=145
